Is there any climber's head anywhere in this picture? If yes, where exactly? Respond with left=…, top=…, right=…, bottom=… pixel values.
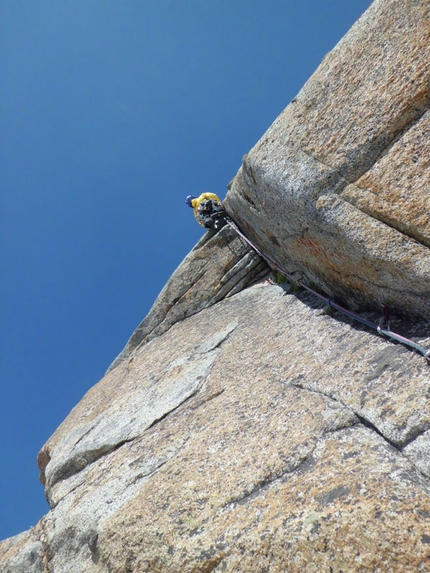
left=186, top=195, right=197, bottom=208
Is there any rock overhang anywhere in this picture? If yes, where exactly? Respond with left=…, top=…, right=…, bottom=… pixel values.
left=224, top=0, right=430, bottom=319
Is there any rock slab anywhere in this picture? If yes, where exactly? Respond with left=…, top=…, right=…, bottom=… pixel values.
left=1, top=283, right=430, bottom=572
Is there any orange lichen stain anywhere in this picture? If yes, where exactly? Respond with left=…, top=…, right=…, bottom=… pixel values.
left=296, top=236, right=322, bottom=258
left=295, top=236, right=340, bottom=274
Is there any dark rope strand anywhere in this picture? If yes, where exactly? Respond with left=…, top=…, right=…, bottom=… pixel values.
left=225, top=218, right=430, bottom=364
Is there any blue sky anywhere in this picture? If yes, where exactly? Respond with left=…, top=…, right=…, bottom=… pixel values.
left=1, top=0, right=371, bottom=540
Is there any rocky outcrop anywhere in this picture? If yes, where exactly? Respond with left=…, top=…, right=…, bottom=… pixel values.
left=108, top=226, right=268, bottom=372
left=1, top=0, right=430, bottom=571
left=224, top=0, right=430, bottom=318
left=2, top=282, right=430, bottom=572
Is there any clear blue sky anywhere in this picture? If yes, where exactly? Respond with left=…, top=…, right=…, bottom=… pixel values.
left=1, top=0, right=371, bottom=540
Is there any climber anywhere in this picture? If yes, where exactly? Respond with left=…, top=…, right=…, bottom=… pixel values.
left=185, top=193, right=227, bottom=230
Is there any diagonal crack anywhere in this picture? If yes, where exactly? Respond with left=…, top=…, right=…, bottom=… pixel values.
left=223, top=449, right=318, bottom=510
left=145, top=385, right=203, bottom=432
left=220, top=378, right=430, bottom=512
left=48, top=347, right=225, bottom=495
left=288, top=380, right=430, bottom=484
left=48, top=436, right=137, bottom=495
left=209, top=252, right=267, bottom=305
left=223, top=421, right=358, bottom=511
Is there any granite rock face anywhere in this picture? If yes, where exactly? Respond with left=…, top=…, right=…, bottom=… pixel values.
left=108, top=225, right=268, bottom=372
left=2, top=1, right=430, bottom=571
left=224, top=0, right=430, bottom=318
left=1, top=283, right=430, bottom=572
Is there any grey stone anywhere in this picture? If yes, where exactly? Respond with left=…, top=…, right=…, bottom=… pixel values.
left=404, top=429, right=430, bottom=479
left=107, top=225, right=268, bottom=372
left=2, top=1, right=430, bottom=571
left=2, top=279, right=430, bottom=572
left=224, top=0, right=430, bottom=318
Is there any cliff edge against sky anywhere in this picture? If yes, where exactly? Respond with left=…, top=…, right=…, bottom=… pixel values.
left=1, top=0, right=430, bottom=571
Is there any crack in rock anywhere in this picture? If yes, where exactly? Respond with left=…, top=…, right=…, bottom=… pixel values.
left=223, top=451, right=318, bottom=509
left=289, top=380, right=430, bottom=485
left=223, top=419, right=358, bottom=511
left=107, top=227, right=258, bottom=374
left=43, top=323, right=238, bottom=500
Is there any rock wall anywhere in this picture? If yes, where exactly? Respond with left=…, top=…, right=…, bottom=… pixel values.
left=224, top=0, right=430, bottom=317
left=107, top=226, right=268, bottom=373
left=1, top=1, right=430, bottom=571
left=2, top=282, right=430, bottom=572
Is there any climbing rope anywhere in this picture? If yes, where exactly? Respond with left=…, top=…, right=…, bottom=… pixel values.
left=225, top=217, right=430, bottom=365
